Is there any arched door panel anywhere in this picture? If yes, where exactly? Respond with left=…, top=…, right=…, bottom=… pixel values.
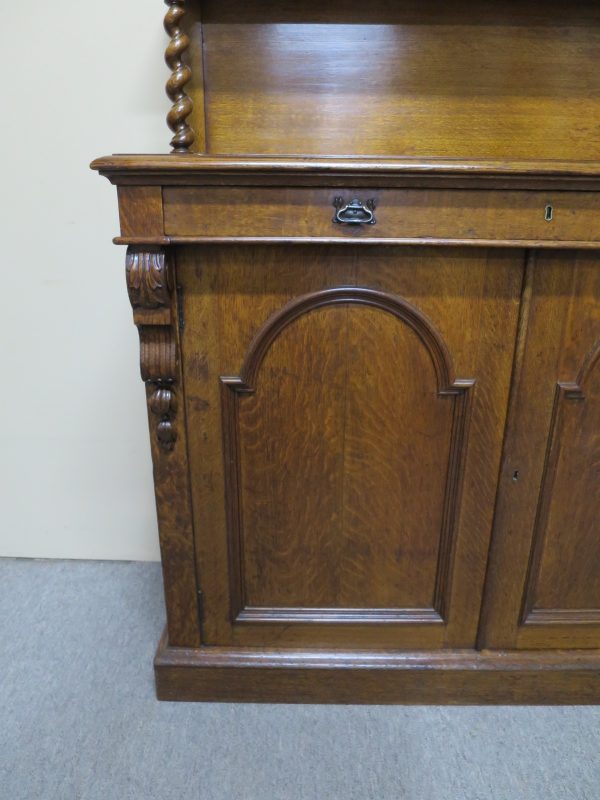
left=222, top=289, right=472, bottom=625
left=180, top=245, right=522, bottom=649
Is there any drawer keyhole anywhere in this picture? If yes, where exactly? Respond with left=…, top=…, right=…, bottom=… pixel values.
left=545, top=204, right=554, bottom=222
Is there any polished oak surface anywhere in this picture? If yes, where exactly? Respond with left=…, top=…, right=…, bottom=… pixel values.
left=92, top=0, right=600, bottom=702
left=481, top=251, right=600, bottom=651
left=154, top=635, right=600, bottom=704
left=187, top=0, right=600, bottom=160
left=93, top=154, right=600, bottom=183
left=163, top=187, right=600, bottom=244
left=179, top=245, right=521, bottom=649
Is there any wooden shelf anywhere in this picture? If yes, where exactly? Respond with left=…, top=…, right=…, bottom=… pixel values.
left=180, top=0, right=600, bottom=162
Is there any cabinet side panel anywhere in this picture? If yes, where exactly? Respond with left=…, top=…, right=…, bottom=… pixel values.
left=125, top=247, right=201, bottom=647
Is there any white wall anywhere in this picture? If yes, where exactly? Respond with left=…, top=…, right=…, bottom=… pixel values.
left=0, top=1, right=174, bottom=560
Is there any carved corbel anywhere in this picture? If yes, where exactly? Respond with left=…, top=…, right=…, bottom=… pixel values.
left=126, top=247, right=178, bottom=452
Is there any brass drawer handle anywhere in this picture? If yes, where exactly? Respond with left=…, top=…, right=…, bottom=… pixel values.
left=333, top=197, right=376, bottom=225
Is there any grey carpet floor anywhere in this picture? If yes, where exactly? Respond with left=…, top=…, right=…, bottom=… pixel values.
left=1, top=559, right=599, bottom=800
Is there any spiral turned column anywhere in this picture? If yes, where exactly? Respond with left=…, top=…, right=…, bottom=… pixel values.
left=164, top=0, right=195, bottom=153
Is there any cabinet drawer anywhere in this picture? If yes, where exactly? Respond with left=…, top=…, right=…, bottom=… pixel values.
left=163, top=187, right=600, bottom=244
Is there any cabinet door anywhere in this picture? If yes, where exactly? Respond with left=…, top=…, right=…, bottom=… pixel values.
left=179, top=245, right=522, bottom=649
left=481, top=251, right=600, bottom=650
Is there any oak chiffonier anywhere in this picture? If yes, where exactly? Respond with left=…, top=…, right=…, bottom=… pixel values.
left=93, top=0, right=600, bottom=702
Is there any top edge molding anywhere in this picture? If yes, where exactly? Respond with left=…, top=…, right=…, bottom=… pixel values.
left=90, top=155, right=600, bottom=191
left=91, top=154, right=600, bottom=176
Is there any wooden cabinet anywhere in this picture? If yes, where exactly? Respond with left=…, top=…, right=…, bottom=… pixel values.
left=93, top=0, right=600, bottom=702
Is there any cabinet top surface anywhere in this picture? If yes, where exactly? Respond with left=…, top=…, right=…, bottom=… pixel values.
left=91, top=154, right=600, bottom=190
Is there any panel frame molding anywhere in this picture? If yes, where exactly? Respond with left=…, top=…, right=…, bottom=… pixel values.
left=521, top=339, right=600, bottom=627
left=218, top=287, right=474, bottom=628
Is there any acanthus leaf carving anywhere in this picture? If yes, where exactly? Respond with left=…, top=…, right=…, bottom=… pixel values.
left=126, top=246, right=178, bottom=452
left=126, top=248, right=172, bottom=310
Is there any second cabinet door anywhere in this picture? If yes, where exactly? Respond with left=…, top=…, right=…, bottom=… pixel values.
left=481, top=251, right=600, bottom=650
left=179, top=245, right=523, bottom=649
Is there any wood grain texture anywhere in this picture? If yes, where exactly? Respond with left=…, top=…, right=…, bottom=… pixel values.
left=179, top=245, right=521, bottom=650
left=480, top=251, right=600, bottom=650
left=92, top=154, right=600, bottom=190
left=117, top=187, right=164, bottom=239
left=220, top=288, right=472, bottom=622
left=163, top=187, right=600, bottom=244
left=522, top=342, right=600, bottom=622
left=197, top=0, right=600, bottom=160
left=182, top=1, right=208, bottom=152
left=155, top=630, right=600, bottom=704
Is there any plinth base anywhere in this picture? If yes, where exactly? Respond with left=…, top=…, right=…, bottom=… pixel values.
left=154, top=629, right=600, bottom=704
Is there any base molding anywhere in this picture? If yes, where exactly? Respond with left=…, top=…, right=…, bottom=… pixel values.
left=154, top=630, right=600, bottom=704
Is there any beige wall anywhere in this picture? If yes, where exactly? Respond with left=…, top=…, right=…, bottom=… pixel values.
left=0, top=1, right=174, bottom=559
